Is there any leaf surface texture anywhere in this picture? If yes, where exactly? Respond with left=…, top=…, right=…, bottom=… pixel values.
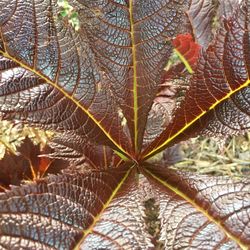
left=0, top=166, right=153, bottom=249
left=143, top=0, right=250, bottom=159
left=144, top=166, right=250, bottom=249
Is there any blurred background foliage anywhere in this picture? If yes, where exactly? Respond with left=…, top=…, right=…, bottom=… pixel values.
left=0, top=119, right=249, bottom=182
left=172, top=133, right=250, bottom=178
left=57, top=0, right=80, bottom=31
left=0, top=120, right=69, bottom=192
left=0, top=120, right=53, bottom=160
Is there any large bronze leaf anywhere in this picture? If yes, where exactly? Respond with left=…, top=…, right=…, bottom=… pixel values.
left=0, top=0, right=189, bottom=159
left=1, top=164, right=249, bottom=249
left=0, top=166, right=154, bottom=249
left=144, top=166, right=250, bottom=249
left=143, top=0, right=250, bottom=160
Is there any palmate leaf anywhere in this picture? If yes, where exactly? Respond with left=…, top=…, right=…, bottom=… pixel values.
left=0, top=165, right=249, bottom=249
left=0, top=0, right=189, bottom=159
left=0, top=0, right=250, bottom=249
left=0, top=166, right=153, bottom=249
left=143, top=0, right=250, bottom=160
left=144, top=166, right=250, bottom=249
